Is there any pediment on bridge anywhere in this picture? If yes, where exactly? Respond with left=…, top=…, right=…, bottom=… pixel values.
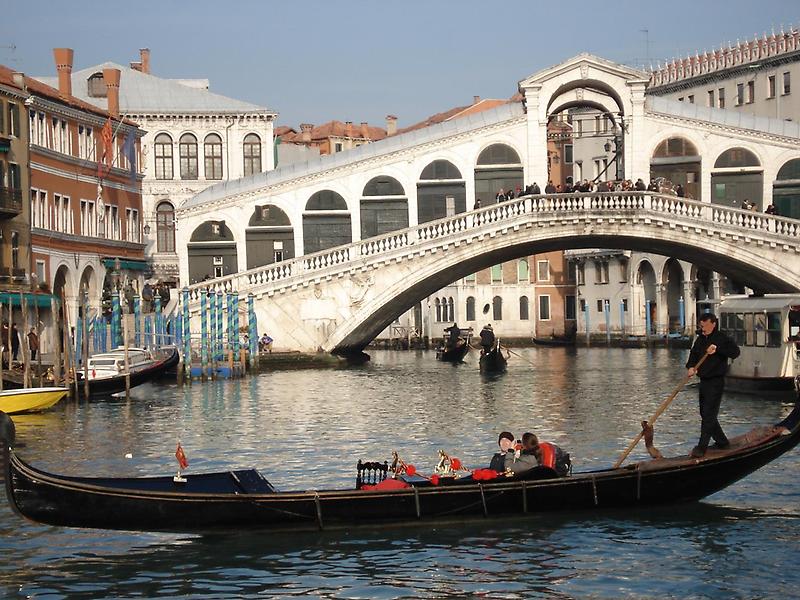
left=519, top=53, right=650, bottom=90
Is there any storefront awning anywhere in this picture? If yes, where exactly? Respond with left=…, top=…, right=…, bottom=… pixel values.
left=0, top=292, right=57, bottom=308
left=102, top=258, right=149, bottom=271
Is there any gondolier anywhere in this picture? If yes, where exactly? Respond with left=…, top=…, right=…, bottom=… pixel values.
left=686, top=313, right=741, bottom=458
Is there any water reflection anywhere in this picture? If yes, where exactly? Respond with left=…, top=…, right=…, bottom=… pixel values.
left=1, top=347, right=798, bottom=598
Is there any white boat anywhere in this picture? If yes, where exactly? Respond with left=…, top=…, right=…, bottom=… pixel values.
left=86, top=347, right=157, bottom=380
left=718, top=294, right=800, bottom=393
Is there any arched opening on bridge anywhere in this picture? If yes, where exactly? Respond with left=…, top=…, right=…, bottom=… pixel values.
left=360, top=176, right=408, bottom=238
left=187, top=221, right=237, bottom=283
left=663, top=258, right=684, bottom=333
left=712, top=148, right=762, bottom=209
left=246, top=205, right=294, bottom=269
left=773, top=158, right=800, bottom=219
left=636, top=261, right=657, bottom=334
left=417, top=160, right=466, bottom=223
left=650, top=137, right=701, bottom=200
left=303, top=190, right=352, bottom=254
left=474, top=144, right=523, bottom=205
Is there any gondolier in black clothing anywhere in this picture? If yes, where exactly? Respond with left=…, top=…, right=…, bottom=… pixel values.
left=479, top=324, right=495, bottom=354
left=444, top=322, right=462, bottom=349
left=686, top=313, right=741, bottom=458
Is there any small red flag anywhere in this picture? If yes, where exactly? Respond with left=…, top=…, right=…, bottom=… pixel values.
left=98, top=118, right=113, bottom=178
left=175, top=443, right=188, bottom=470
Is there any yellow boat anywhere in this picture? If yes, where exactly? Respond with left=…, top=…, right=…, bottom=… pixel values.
left=0, top=387, right=68, bottom=415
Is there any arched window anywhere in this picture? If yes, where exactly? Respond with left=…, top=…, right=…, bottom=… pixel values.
left=652, top=137, right=699, bottom=158
left=435, top=298, right=442, bottom=323
left=420, top=160, right=462, bottom=180
left=303, top=190, right=351, bottom=253
left=154, top=133, right=173, bottom=180
left=774, top=158, right=800, bottom=220
left=306, top=190, right=348, bottom=211
left=179, top=133, right=198, bottom=180
left=204, top=133, right=223, bottom=180
left=519, top=296, right=529, bottom=320
left=493, top=296, right=503, bottom=321
left=466, top=296, right=476, bottom=321
left=777, top=158, right=800, bottom=181
left=156, top=201, right=175, bottom=253
left=517, top=259, right=530, bottom=282
left=363, top=176, right=405, bottom=196
left=243, top=133, right=262, bottom=176
left=448, top=297, right=455, bottom=322
left=361, top=176, right=408, bottom=238
left=714, top=147, right=760, bottom=168
left=477, top=144, right=521, bottom=165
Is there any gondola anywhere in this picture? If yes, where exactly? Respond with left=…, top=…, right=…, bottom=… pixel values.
left=532, top=335, right=575, bottom=347
left=77, top=346, right=180, bottom=398
left=3, top=402, right=800, bottom=533
left=479, top=341, right=508, bottom=372
left=435, top=341, right=470, bottom=363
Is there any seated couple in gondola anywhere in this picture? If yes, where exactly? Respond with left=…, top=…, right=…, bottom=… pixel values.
left=489, top=431, right=571, bottom=477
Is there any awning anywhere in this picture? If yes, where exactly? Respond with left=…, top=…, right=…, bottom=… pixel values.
left=102, top=258, right=149, bottom=271
left=0, top=292, right=57, bottom=308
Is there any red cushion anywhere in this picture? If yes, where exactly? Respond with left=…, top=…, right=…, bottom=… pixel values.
left=361, top=478, right=411, bottom=491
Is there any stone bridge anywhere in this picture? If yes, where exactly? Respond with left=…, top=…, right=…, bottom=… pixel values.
left=184, top=191, right=800, bottom=353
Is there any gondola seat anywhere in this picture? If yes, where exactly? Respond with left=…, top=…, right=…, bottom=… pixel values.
left=356, top=460, right=388, bottom=489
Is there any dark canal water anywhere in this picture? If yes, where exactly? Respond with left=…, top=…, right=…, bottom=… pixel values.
left=0, top=347, right=798, bottom=599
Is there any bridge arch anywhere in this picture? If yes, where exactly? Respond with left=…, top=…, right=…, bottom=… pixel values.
left=474, top=143, right=523, bottom=205
left=649, top=135, right=702, bottom=199
left=417, top=158, right=466, bottom=223
left=774, top=157, right=800, bottom=219
left=303, top=189, right=352, bottom=254
left=360, top=175, right=409, bottom=238
left=711, top=146, right=764, bottom=209
left=187, top=219, right=237, bottom=283
left=545, top=79, right=625, bottom=115
left=246, top=204, right=294, bottom=269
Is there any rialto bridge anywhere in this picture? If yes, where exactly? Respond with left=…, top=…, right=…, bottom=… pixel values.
left=174, top=54, right=800, bottom=352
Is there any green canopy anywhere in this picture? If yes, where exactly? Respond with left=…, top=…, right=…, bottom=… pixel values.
left=102, top=258, right=149, bottom=271
left=0, top=292, right=57, bottom=308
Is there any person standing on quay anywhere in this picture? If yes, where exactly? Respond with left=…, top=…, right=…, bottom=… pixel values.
left=27, top=328, right=39, bottom=361
left=686, top=313, right=740, bottom=458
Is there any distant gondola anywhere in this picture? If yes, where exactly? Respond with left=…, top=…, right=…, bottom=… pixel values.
left=3, top=401, right=800, bottom=533
left=479, top=340, right=508, bottom=372
left=436, top=327, right=471, bottom=363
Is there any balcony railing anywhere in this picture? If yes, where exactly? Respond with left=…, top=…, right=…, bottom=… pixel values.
left=0, top=187, right=23, bottom=217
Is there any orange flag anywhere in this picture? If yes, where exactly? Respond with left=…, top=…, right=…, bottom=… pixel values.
left=99, top=118, right=113, bottom=178
left=175, top=443, right=189, bottom=470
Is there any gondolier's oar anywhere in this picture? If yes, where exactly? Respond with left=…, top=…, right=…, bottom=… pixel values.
left=613, top=350, right=711, bottom=468
left=500, top=344, right=534, bottom=368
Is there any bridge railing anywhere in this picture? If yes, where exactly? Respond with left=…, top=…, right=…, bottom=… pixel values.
left=184, top=191, right=800, bottom=302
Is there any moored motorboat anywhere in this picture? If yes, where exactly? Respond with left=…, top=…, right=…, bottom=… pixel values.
left=77, top=346, right=180, bottom=398
left=479, top=340, right=508, bottom=372
left=0, top=387, right=68, bottom=415
left=3, top=402, right=799, bottom=533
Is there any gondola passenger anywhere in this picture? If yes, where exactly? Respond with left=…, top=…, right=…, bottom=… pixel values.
left=489, top=431, right=515, bottom=472
left=532, top=437, right=572, bottom=477
left=506, top=432, right=539, bottom=475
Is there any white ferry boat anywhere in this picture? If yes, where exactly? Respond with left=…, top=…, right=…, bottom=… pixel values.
left=718, top=295, right=800, bottom=393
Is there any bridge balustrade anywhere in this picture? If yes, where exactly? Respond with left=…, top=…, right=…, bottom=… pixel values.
left=184, top=192, right=800, bottom=306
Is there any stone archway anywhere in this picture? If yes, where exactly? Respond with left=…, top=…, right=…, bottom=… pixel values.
left=711, top=147, right=763, bottom=209
left=188, top=221, right=238, bottom=283
left=474, top=144, right=523, bottom=205
left=650, top=137, right=701, bottom=200
left=773, top=158, right=800, bottom=219
left=662, top=258, right=684, bottom=333
left=636, top=261, right=657, bottom=334
left=303, top=190, right=352, bottom=253
left=417, top=160, right=466, bottom=223
left=246, top=204, right=294, bottom=268
left=360, top=176, right=408, bottom=238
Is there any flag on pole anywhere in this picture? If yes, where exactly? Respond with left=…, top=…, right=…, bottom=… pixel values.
left=175, top=443, right=189, bottom=470
left=123, top=133, right=136, bottom=183
left=99, top=119, right=113, bottom=178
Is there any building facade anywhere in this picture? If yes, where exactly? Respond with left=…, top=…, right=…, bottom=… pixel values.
left=36, top=49, right=277, bottom=289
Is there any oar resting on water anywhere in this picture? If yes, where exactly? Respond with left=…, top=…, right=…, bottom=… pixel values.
left=613, top=351, right=711, bottom=468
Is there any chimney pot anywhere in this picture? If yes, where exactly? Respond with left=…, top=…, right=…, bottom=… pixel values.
left=385, top=115, right=397, bottom=136
left=473, top=95, right=481, bottom=104
left=360, top=121, right=369, bottom=139
left=300, top=123, right=313, bottom=143
left=102, top=68, right=122, bottom=119
left=345, top=121, right=353, bottom=137
left=53, top=48, right=74, bottom=99
left=139, top=48, right=151, bottom=74
left=11, top=72, right=26, bottom=91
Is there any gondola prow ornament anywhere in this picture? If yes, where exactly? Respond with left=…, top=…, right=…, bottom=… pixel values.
left=174, top=443, right=188, bottom=483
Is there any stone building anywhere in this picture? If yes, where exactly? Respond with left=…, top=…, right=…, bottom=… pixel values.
left=36, top=49, right=277, bottom=289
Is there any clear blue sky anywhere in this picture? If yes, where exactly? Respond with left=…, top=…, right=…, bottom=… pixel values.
left=3, top=1, right=797, bottom=128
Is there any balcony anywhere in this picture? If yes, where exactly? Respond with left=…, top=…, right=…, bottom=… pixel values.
left=0, top=187, right=23, bottom=218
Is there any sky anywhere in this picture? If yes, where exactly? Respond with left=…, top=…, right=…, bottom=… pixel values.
left=3, top=1, right=798, bottom=129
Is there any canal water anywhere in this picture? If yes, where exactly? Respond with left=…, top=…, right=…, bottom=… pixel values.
left=0, top=347, right=797, bottom=598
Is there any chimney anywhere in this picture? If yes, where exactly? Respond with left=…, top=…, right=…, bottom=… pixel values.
left=300, top=123, right=313, bottom=143
left=103, top=68, right=121, bottom=119
left=11, top=72, right=26, bottom=92
left=139, top=48, right=151, bottom=74
left=345, top=121, right=354, bottom=138
left=53, top=48, right=74, bottom=99
left=473, top=95, right=481, bottom=105
left=360, top=121, right=370, bottom=139
left=386, top=114, right=397, bottom=136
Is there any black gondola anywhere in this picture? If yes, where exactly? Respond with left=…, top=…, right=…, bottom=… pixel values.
left=3, top=403, right=800, bottom=533
left=532, top=335, right=575, bottom=347
left=479, top=341, right=507, bottom=372
left=435, top=341, right=470, bottom=363
left=78, top=346, right=180, bottom=398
